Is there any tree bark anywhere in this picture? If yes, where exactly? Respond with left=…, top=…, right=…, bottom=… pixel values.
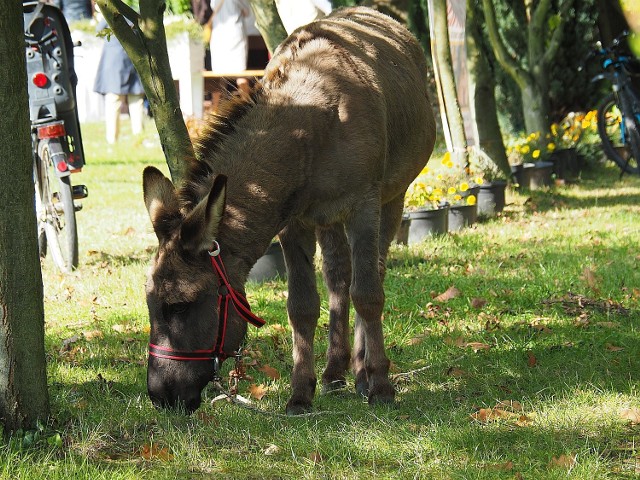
left=247, top=0, right=288, bottom=54
left=429, top=0, right=468, bottom=165
left=482, top=0, right=574, bottom=134
left=0, top=2, right=50, bottom=431
left=96, top=0, right=196, bottom=185
left=466, top=0, right=509, bottom=178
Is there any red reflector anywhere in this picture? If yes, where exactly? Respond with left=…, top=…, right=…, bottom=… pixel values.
left=37, top=123, right=66, bottom=139
left=56, top=161, right=68, bottom=172
left=32, top=72, right=48, bottom=88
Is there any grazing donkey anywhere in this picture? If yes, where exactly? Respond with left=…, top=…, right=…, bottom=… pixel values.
left=143, top=6, right=436, bottom=414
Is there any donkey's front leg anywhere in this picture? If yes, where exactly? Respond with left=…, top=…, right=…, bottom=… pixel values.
left=279, top=223, right=320, bottom=415
left=346, top=200, right=395, bottom=405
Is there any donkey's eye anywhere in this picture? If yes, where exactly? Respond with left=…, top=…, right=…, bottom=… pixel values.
left=168, top=302, right=189, bottom=315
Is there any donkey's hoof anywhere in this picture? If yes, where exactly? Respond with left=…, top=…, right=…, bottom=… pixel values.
left=321, top=379, right=347, bottom=395
left=355, top=381, right=369, bottom=398
left=368, top=383, right=395, bottom=405
left=285, top=398, right=312, bottom=416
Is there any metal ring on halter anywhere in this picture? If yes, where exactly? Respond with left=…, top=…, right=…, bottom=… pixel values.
left=208, top=240, right=221, bottom=257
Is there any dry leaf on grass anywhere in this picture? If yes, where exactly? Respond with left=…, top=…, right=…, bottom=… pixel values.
left=465, top=342, right=491, bottom=352
left=471, top=297, right=487, bottom=309
left=621, top=408, right=640, bottom=424
left=140, top=444, right=174, bottom=461
left=434, top=286, right=461, bottom=302
left=549, top=453, right=576, bottom=469
left=527, top=351, right=537, bottom=367
left=308, top=452, right=323, bottom=464
left=258, top=365, right=281, bottom=380
left=605, top=343, right=624, bottom=352
left=581, top=267, right=600, bottom=292
left=263, top=444, right=280, bottom=456
left=248, top=384, right=268, bottom=400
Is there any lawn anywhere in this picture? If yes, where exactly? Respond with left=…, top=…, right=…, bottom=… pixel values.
left=3, top=119, right=640, bottom=479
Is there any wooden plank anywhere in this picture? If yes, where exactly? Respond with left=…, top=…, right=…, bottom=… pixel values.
left=202, top=70, right=265, bottom=79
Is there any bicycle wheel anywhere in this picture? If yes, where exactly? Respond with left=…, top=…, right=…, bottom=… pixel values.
left=597, top=93, right=640, bottom=175
left=33, top=140, right=78, bottom=272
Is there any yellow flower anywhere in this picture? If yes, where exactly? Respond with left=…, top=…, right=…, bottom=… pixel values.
left=454, top=194, right=462, bottom=201
left=466, top=195, right=476, bottom=206
left=551, top=123, right=558, bottom=136
left=441, top=152, right=451, bottom=165
left=475, top=177, right=484, bottom=185
left=459, top=182, right=469, bottom=192
left=520, top=145, right=530, bottom=154
left=448, top=186, right=457, bottom=195
left=547, top=142, right=556, bottom=151
left=532, top=149, right=540, bottom=159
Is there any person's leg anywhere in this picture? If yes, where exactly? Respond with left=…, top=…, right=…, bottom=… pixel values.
left=104, top=93, right=123, bottom=144
left=128, top=94, right=145, bottom=136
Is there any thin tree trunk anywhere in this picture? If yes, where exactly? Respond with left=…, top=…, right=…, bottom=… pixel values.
left=0, top=1, right=50, bottom=431
left=248, top=0, right=288, bottom=54
left=429, top=0, right=468, bottom=165
left=96, top=0, right=196, bottom=184
left=466, top=0, right=509, bottom=177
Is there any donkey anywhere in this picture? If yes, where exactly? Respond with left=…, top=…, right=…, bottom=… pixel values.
left=142, top=6, right=436, bottom=414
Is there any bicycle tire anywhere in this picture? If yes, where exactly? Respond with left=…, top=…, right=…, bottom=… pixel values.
left=35, top=141, right=79, bottom=272
left=597, top=93, right=640, bottom=175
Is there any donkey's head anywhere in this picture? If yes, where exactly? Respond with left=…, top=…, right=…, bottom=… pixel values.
left=142, top=166, right=228, bottom=413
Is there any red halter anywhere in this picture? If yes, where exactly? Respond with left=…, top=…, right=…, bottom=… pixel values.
left=148, top=241, right=266, bottom=363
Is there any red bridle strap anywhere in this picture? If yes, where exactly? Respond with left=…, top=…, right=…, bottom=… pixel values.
left=148, top=241, right=266, bottom=363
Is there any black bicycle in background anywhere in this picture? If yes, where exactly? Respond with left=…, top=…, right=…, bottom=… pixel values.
left=590, top=31, right=640, bottom=176
left=24, top=0, right=88, bottom=273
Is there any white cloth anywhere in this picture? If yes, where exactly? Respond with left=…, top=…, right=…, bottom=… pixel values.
left=209, top=0, right=250, bottom=74
left=275, top=0, right=332, bottom=34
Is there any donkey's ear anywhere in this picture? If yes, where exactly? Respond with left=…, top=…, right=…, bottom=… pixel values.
left=142, top=166, right=180, bottom=241
left=180, top=174, right=227, bottom=252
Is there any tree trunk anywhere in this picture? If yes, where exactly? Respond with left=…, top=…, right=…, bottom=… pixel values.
left=482, top=0, right=573, bottom=135
left=0, top=2, right=50, bottom=431
left=96, top=0, right=197, bottom=185
left=428, top=0, right=468, bottom=165
left=466, top=0, right=509, bottom=177
left=248, top=0, right=288, bottom=54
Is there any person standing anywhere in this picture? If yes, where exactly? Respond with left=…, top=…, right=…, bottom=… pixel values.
left=208, top=0, right=251, bottom=111
left=93, top=18, right=145, bottom=144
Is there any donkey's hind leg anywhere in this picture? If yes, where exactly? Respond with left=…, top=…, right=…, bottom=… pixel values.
left=279, top=221, right=320, bottom=415
left=316, top=224, right=352, bottom=394
left=347, top=193, right=400, bottom=405
left=351, top=194, right=404, bottom=402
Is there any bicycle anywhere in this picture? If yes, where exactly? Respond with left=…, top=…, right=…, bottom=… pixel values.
left=590, top=31, right=640, bottom=176
left=23, top=0, right=88, bottom=273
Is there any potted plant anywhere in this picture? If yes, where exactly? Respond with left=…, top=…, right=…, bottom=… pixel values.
left=403, top=165, right=450, bottom=243
left=469, top=149, right=508, bottom=219
left=506, top=131, right=554, bottom=190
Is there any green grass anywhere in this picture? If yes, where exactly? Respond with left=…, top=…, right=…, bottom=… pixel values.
left=3, top=119, right=640, bottom=479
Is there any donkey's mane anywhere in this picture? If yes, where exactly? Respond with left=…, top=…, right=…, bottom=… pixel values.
left=179, top=87, right=263, bottom=210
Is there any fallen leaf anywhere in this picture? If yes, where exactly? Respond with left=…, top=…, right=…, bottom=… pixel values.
left=621, top=408, right=640, bottom=424
left=140, top=444, right=173, bottom=461
left=263, top=444, right=280, bottom=456
left=470, top=408, right=514, bottom=423
left=465, top=342, right=491, bottom=352
left=596, top=321, right=620, bottom=328
left=581, top=267, right=600, bottom=292
left=549, top=453, right=576, bottom=469
left=527, top=351, right=537, bottom=367
left=407, top=335, right=426, bottom=346
left=308, top=452, right=323, bottom=463
left=605, top=343, right=624, bottom=352
left=82, top=330, right=103, bottom=340
left=516, top=414, right=533, bottom=426
left=434, top=286, right=461, bottom=302
left=471, top=297, right=487, bottom=309
left=248, top=384, right=268, bottom=400
left=60, top=335, right=80, bottom=351
left=486, top=461, right=514, bottom=471
left=495, top=400, right=523, bottom=412
left=444, top=336, right=466, bottom=348
left=258, top=365, right=281, bottom=380
left=446, top=367, right=467, bottom=377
